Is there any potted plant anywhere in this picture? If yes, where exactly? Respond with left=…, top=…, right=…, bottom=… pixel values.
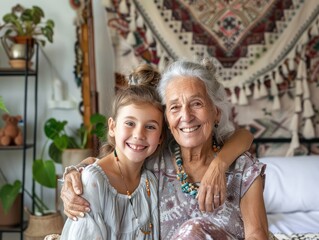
left=0, top=4, right=55, bottom=68
left=0, top=173, right=22, bottom=226
left=24, top=152, right=64, bottom=239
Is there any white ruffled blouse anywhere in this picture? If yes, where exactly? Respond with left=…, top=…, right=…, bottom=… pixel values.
left=60, top=162, right=159, bottom=240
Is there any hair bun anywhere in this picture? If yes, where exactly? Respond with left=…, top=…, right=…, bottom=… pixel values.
left=201, top=58, right=217, bottom=76
left=128, top=64, right=161, bottom=87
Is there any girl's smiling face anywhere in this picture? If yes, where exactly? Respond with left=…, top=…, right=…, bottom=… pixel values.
left=108, top=102, right=163, bottom=163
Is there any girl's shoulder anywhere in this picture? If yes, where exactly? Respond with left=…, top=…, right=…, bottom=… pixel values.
left=82, top=162, right=110, bottom=185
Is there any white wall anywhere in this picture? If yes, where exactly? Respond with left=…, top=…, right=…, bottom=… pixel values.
left=0, top=0, right=113, bottom=212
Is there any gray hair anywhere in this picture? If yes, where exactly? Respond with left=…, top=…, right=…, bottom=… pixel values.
left=157, top=58, right=235, bottom=144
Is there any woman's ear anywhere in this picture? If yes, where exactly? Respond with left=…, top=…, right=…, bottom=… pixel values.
left=108, top=117, right=116, bottom=137
left=215, top=106, right=221, bottom=122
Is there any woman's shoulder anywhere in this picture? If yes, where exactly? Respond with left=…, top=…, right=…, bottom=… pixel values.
left=230, top=151, right=266, bottom=172
left=238, top=151, right=263, bottom=163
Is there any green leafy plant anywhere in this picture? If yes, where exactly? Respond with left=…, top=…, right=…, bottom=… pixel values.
left=0, top=4, right=54, bottom=46
left=45, top=113, right=107, bottom=164
left=0, top=177, right=21, bottom=214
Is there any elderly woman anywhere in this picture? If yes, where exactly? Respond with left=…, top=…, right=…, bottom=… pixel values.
left=61, top=59, right=268, bottom=239
left=154, top=59, right=268, bottom=239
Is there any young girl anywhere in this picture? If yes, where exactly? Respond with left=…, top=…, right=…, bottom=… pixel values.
left=60, top=80, right=164, bottom=239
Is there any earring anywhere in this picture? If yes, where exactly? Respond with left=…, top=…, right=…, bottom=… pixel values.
left=214, top=121, right=219, bottom=128
left=212, top=136, right=221, bottom=153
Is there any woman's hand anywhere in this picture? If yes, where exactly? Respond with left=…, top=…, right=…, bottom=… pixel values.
left=197, top=156, right=227, bottom=212
left=60, top=157, right=96, bottom=220
left=198, top=128, right=253, bottom=212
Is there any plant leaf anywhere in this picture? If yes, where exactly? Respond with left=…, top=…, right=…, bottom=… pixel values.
left=0, top=180, right=22, bottom=214
left=54, top=134, right=69, bottom=150
left=44, top=118, right=67, bottom=140
left=48, top=142, right=62, bottom=163
left=46, top=19, right=55, bottom=28
left=91, top=122, right=107, bottom=142
left=33, top=159, right=56, bottom=188
left=42, top=26, right=54, bottom=43
left=90, top=113, right=107, bottom=142
left=90, top=113, right=106, bottom=124
left=20, top=9, right=33, bottom=22
left=0, top=96, right=8, bottom=112
left=2, top=13, right=18, bottom=23
left=32, top=6, right=45, bottom=18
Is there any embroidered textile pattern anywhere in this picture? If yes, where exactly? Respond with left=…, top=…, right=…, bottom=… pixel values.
left=103, top=0, right=319, bottom=156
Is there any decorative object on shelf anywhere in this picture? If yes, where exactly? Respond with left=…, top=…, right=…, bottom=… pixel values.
left=1, top=36, right=35, bottom=67
left=8, top=59, right=33, bottom=69
left=39, top=47, right=77, bottom=109
left=0, top=113, right=23, bottom=146
left=0, top=4, right=55, bottom=68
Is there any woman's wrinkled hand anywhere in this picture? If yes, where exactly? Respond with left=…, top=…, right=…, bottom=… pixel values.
left=197, top=156, right=227, bottom=212
left=60, top=168, right=90, bottom=221
left=60, top=157, right=97, bottom=220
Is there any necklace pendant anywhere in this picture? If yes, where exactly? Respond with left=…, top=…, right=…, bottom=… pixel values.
left=126, top=190, right=131, bottom=199
left=140, top=228, right=152, bottom=235
left=145, top=178, right=151, bottom=197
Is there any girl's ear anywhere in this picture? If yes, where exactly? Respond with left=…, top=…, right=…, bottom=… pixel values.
left=108, top=117, right=116, bottom=137
left=158, top=134, right=164, bottom=145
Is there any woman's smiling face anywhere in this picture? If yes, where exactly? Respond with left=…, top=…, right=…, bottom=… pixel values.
left=165, top=76, right=220, bottom=149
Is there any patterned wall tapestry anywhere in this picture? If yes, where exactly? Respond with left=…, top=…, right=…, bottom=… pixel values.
left=102, top=0, right=319, bottom=156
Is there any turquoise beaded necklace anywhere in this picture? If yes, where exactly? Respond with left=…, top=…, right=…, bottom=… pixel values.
left=174, top=144, right=199, bottom=198
left=174, top=142, right=221, bottom=198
